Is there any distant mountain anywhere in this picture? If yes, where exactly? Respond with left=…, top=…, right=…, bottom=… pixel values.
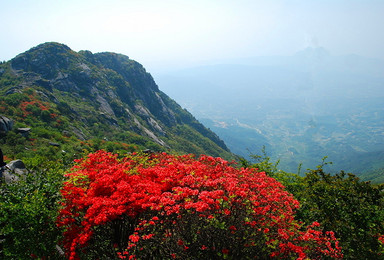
left=0, top=42, right=233, bottom=161
left=157, top=47, right=384, bottom=181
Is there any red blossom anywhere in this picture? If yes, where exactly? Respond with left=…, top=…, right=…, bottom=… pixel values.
left=379, top=235, right=384, bottom=244
left=222, top=248, right=229, bottom=255
left=57, top=150, right=342, bottom=259
left=229, top=225, right=237, bottom=231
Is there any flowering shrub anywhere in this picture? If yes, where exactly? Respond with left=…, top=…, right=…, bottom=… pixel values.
left=19, top=94, right=50, bottom=117
left=58, top=150, right=342, bottom=259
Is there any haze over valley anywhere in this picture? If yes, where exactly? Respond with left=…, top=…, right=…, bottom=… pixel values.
left=157, top=47, right=384, bottom=180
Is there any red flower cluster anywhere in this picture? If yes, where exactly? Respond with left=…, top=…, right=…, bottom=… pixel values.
left=20, top=99, right=49, bottom=116
left=57, top=150, right=342, bottom=259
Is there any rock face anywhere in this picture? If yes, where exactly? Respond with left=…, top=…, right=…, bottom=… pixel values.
left=0, top=160, right=27, bottom=184
left=0, top=116, right=13, bottom=135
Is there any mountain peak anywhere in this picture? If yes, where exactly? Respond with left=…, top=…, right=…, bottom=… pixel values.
left=0, top=43, right=232, bottom=159
left=11, top=42, right=80, bottom=79
left=31, top=42, right=72, bottom=52
left=294, top=46, right=331, bottom=59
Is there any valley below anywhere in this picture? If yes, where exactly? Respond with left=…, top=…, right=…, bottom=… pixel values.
left=157, top=48, right=384, bottom=181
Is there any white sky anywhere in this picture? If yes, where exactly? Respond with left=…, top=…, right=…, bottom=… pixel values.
left=1, top=0, right=384, bottom=73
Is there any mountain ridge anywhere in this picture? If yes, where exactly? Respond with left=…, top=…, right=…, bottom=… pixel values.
left=0, top=42, right=233, bottom=161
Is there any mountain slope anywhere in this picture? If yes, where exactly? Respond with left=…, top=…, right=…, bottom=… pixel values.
left=0, top=42, right=232, bottom=161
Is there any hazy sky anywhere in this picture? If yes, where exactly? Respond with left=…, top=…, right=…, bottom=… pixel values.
left=1, top=0, right=384, bottom=73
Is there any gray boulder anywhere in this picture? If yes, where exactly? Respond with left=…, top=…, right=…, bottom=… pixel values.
left=17, top=127, right=31, bottom=137
left=0, top=116, right=13, bottom=135
left=0, top=160, right=27, bottom=184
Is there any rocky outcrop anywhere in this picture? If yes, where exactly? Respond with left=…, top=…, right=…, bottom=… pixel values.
left=133, top=117, right=167, bottom=147
left=17, top=127, right=31, bottom=137
left=11, top=42, right=73, bottom=79
left=0, top=160, right=27, bottom=184
left=0, top=116, right=13, bottom=135
left=95, top=92, right=116, bottom=117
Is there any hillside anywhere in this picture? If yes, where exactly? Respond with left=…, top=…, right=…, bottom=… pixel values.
left=0, top=42, right=233, bottom=162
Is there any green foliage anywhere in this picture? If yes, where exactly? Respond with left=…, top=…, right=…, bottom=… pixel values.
left=0, top=64, right=20, bottom=90
left=246, top=151, right=384, bottom=259
left=243, top=147, right=305, bottom=194
left=0, top=159, right=65, bottom=258
left=1, top=130, right=28, bottom=158
left=167, top=124, right=233, bottom=159
left=245, top=146, right=281, bottom=175
left=3, top=92, right=29, bottom=107
left=295, top=166, right=384, bottom=259
left=56, top=101, right=72, bottom=114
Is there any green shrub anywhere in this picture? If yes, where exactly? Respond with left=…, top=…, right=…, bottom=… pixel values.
left=0, top=160, right=65, bottom=258
left=246, top=152, right=384, bottom=259
left=295, top=167, right=384, bottom=259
